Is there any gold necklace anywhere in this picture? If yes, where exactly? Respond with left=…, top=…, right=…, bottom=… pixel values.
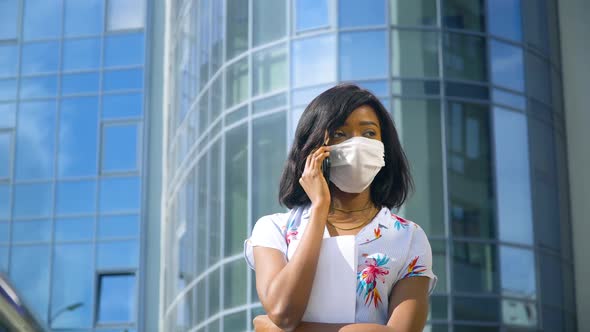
left=332, top=200, right=372, bottom=213
left=327, top=207, right=376, bottom=231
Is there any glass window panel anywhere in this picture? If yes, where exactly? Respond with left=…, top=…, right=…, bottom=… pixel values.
left=9, top=245, right=50, bottom=324
left=224, top=260, right=247, bottom=308
left=445, top=81, right=488, bottom=100
left=502, top=299, right=538, bottom=327
left=500, top=246, right=536, bottom=300
left=0, top=79, right=17, bottom=101
left=392, top=79, right=440, bottom=96
left=392, top=30, right=439, bottom=78
left=56, top=180, right=97, bottom=215
left=340, top=30, right=387, bottom=80
left=16, top=101, right=56, bottom=180
left=104, top=33, right=145, bottom=67
left=101, top=123, right=139, bottom=172
left=0, top=132, right=11, bottom=179
left=455, top=325, right=499, bottom=332
left=209, top=142, right=222, bottom=263
left=430, top=240, right=447, bottom=293
left=253, top=45, right=287, bottom=96
left=99, top=176, right=141, bottom=212
left=253, top=112, right=286, bottom=222
left=0, top=246, right=6, bottom=272
left=526, top=52, right=551, bottom=105
left=199, top=90, right=209, bottom=133
left=0, top=45, right=18, bottom=77
left=523, top=0, right=549, bottom=53
left=107, top=0, right=145, bottom=31
left=99, top=215, right=139, bottom=239
left=355, top=81, right=388, bottom=97
left=291, top=84, right=332, bottom=106
left=542, top=306, right=563, bottom=331
left=0, top=223, right=7, bottom=242
left=390, top=0, right=437, bottom=26
left=23, top=0, right=61, bottom=40
left=225, top=57, right=249, bottom=108
left=0, top=185, right=9, bottom=219
left=198, top=0, right=211, bottom=89
left=20, top=75, right=58, bottom=99
left=493, top=108, right=533, bottom=244
left=253, top=0, right=286, bottom=46
left=539, top=253, right=562, bottom=307
left=12, top=220, right=51, bottom=243
left=444, top=33, right=487, bottom=82
left=488, top=0, right=523, bottom=41
left=225, top=124, right=248, bottom=256
left=97, top=240, right=139, bottom=269
left=62, top=38, right=101, bottom=71
left=223, top=310, right=247, bottom=331
left=58, top=97, right=99, bottom=177
left=0, top=103, right=16, bottom=128
left=55, top=217, right=94, bottom=241
left=64, top=0, right=103, bottom=36
left=102, top=93, right=143, bottom=119
left=453, top=296, right=500, bottom=322
left=453, top=242, right=497, bottom=293
left=339, top=0, right=386, bottom=27
left=208, top=268, right=221, bottom=315
left=103, top=69, right=144, bottom=91
left=61, top=72, right=100, bottom=95
left=211, top=0, right=224, bottom=74
left=492, top=89, right=526, bottom=110
left=292, top=34, right=336, bottom=88
left=443, top=0, right=485, bottom=31
left=50, top=244, right=93, bottom=329
left=0, top=1, right=18, bottom=40
left=490, top=40, right=524, bottom=92
left=429, top=295, right=448, bottom=320
left=21, top=42, right=59, bottom=75
left=97, top=274, right=136, bottom=324
left=393, top=99, right=444, bottom=237
left=226, top=0, right=249, bottom=60
left=295, top=0, right=329, bottom=32
left=446, top=102, right=495, bottom=239
left=253, top=93, right=287, bottom=114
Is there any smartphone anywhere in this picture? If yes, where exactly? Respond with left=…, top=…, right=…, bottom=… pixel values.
left=322, top=156, right=330, bottom=181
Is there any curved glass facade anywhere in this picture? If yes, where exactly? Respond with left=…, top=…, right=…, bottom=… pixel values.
left=163, top=0, right=575, bottom=331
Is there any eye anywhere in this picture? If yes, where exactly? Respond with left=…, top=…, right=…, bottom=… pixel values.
left=332, top=131, right=346, bottom=138
left=364, top=130, right=377, bottom=137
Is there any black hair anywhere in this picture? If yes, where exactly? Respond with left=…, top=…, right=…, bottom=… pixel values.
left=278, top=83, right=414, bottom=210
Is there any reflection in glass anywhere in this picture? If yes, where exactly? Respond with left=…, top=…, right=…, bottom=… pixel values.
left=492, top=89, right=526, bottom=110
left=0, top=103, right=16, bottom=128
left=99, top=215, right=140, bottom=239
left=453, top=296, right=499, bottom=322
left=502, top=299, right=537, bottom=327
left=447, top=102, right=495, bottom=239
left=0, top=45, right=18, bottom=77
left=0, top=132, right=11, bottom=179
left=443, top=0, right=485, bottom=31
left=23, top=0, right=61, bottom=40
left=390, top=0, right=437, bottom=26
left=64, top=0, right=103, bottom=36
left=392, top=30, right=439, bottom=78
left=225, top=124, right=248, bottom=256
left=253, top=93, right=287, bottom=114
left=453, top=242, right=497, bottom=293
left=0, top=185, right=9, bottom=219
left=0, top=79, right=17, bottom=101
left=444, top=33, right=487, bottom=82
left=58, top=97, right=98, bottom=177
left=22, top=42, right=59, bottom=75
left=253, top=112, right=286, bottom=222
left=198, top=0, right=211, bottom=88
left=490, top=40, right=524, bottom=92
left=488, top=0, right=522, bottom=41
left=355, top=81, right=388, bottom=97
left=392, top=80, right=439, bottom=96
left=253, top=45, right=287, bottom=96
left=9, top=245, right=51, bottom=324
left=103, top=69, right=144, bottom=91
left=0, top=1, right=18, bottom=40
left=493, top=108, right=533, bottom=245
left=226, top=0, right=249, bottom=60
left=539, top=253, right=562, bottom=308
left=393, top=99, right=444, bottom=237
left=62, top=38, right=101, bottom=71
left=339, top=0, right=385, bottom=27
left=15, top=101, right=55, bottom=179
left=56, top=180, right=97, bottom=215
left=102, top=123, right=139, bottom=172
left=295, top=0, right=329, bottom=32
left=254, top=0, right=286, bottom=46
left=97, top=274, right=136, bottom=323
left=100, top=176, right=141, bottom=213
left=102, top=93, right=144, bottom=119
left=105, top=33, right=145, bottom=67
left=50, top=244, right=93, bottom=328
left=522, top=0, right=549, bottom=53
left=97, top=240, right=139, bottom=269
left=500, top=246, right=536, bottom=299
left=0, top=246, right=5, bottom=272
left=0, top=223, right=6, bottom=242
left=291, top=34, right=336, bottom=88
left=526, top=52, right=551, bottom=105
left=224, top=310, right=247, bottom=331
left=55, top=217, right=94, bottom=242
left=107, top=0, right=145, bottom=31
left=224, top=260, right=247, bottom=308
left=61, top=72, right=100, bottom=95
left=225, top=57, right=249, bottom=108
left=340, top=30, right=387, bottom=80
left=430, top=240, right=447, bottom=293
left=209, top=142, right=222, bottom=263
left=20, top=75, right=58, bottom=99
left=12, top=220, right=51, bottom=243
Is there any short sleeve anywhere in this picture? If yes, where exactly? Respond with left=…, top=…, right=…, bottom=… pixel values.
left=395, top=226, right=438, bottom=295
left=243, top=215, right=288, bottom=270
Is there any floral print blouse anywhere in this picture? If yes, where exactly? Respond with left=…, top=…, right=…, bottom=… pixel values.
left=243, top=204, right=438, bottom=324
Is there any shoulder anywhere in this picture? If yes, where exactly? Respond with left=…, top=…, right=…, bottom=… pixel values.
left=383, top=211, right=431, bottom=247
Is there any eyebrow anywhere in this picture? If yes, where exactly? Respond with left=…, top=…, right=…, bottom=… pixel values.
left=342, top=120, right=379, bottom=127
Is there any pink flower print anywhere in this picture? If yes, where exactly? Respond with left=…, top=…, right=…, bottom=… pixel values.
left=373, top=227, right=382, bottom=239
left=286, top=229, right=298, bottom=244
left=357, top=254, right=390, bottom=307
left=392, top=214, right=410, bottom=231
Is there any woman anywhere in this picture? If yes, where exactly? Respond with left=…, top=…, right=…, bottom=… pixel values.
left=243, top=83, right=437, bottom=332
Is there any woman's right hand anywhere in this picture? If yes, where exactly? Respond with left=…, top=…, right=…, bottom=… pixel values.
left=298, top=146, right=331, bottom=209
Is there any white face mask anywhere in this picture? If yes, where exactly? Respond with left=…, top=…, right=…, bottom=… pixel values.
left=328, top=136, right=385, bottom=193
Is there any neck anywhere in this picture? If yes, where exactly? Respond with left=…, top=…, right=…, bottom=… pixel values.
left=329, top=183, right=374, bottom=212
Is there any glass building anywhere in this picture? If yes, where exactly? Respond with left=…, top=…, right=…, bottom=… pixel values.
left=0, top=0, right=155, bottom=331
left=162, top=0, right=579, bottom=331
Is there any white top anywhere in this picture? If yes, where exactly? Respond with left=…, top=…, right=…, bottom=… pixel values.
left=243, top=204, right=438, bottom=324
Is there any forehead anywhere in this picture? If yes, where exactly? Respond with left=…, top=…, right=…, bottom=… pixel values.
left=340, top=105, right=380, bottom=126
